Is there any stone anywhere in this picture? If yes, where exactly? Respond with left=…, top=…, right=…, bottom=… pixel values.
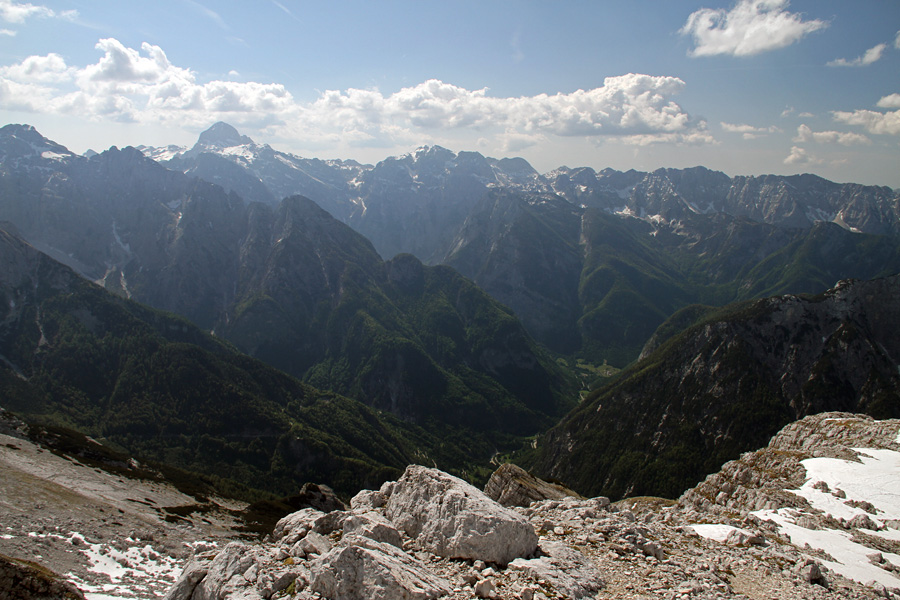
left=342, top=510, right=403, bottom=548
left=350, top=489, right=387, bottom=510
left=484, top=463, right=581, bottom=508
left=188, top=542, right=266, bottom=600
left=163, top=551, right=216, bottom=600
left=509, top=541, right=604, bottom=600
left=291, top=531, right=332, bottom=558
left=385, top=465, right=538, bottom=565
left=308, top=537, right=452, bottom=600
left=272, top=508, right=325, bottom=544
left=474, top=577, right=496, bottom=598
left=295, top=482, right=347, bottom=512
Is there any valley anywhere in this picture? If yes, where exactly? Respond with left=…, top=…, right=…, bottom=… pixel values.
left=1, top=121, right=899, bottom=597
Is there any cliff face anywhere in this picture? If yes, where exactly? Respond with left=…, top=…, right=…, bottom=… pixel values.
left=529, top=275, right=900, bottom=500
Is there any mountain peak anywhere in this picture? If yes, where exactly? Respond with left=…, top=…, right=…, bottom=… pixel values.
left=195, top=122, right=254, bottom=149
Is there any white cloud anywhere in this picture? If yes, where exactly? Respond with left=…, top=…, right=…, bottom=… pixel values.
left=0, top=27, right=13, bottom=35
left=680, top=0, right=828, bottom=58
left=833, top=108, right=900, bottom=136
left=827, top=43, right=887, bottom=67
left=895, top=30, right=900, bottom=49
left=876, top=93, right=900, bottom=109
left=783, top=145, right=822, bottom=165
left=0, top=0, right=76, bottom=23
left=793, top=124, right=870, bottom=146
left=0, top=52, right=73, bottom=82
left=720, top=121, right=780, bottom=139
left=0, top=38, right=713, bottom=150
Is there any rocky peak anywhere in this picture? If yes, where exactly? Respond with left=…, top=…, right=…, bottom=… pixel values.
left=0, top=123, right=75, bottom=164
left=194, top=121, right=254, bottom=149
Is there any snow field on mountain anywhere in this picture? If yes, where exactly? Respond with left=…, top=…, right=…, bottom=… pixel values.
left=751, top=435, right=900, bottom=589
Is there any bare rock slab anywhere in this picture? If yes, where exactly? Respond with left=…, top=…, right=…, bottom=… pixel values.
left=485, top=463, right=581, bottom=507
left=308, top=538, right=451, bottom=600
left=385, top=465, right=538, bottom=565
left=509, top=540, right=604, bottom=600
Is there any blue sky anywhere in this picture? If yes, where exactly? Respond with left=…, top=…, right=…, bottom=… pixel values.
left=1, top=0, right=899, bottom=187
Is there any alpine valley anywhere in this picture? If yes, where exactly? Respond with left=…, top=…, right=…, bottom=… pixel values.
left=2, top=120, right=900, bottom=511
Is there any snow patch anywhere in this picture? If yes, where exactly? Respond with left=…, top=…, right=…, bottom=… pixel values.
left=751, top=444, right=900, bottom=588
left=754, top=509, right=900, bottom=589
left=687, top=524, right=750, bottom=542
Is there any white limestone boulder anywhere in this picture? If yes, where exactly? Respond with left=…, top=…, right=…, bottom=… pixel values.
left=385, top=465, right=538, bottom=565
left=308, top=537, right=452, bottom=600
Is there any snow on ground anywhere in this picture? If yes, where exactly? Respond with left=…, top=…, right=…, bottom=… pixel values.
left=751, top=438, right=900, bottom=589
left=25, top=530, right=184, bottom=599
left=794, top=448, right=900, bottom=524
left=687, top=524, right=749, bottom=542
left=754, top=508, right=900, bottom=588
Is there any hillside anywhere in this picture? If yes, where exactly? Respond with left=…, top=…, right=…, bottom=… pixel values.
left=138, top=124, right=900, bottom=365
left=527, top=275, right=900, bottom=500
left=0, top=226, right=483, bottom=497
left=0, top=125, right=574, bottom=457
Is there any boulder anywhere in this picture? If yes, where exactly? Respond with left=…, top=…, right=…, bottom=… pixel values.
left=188, top=542, right=265, bottom=600
left=293, top=482, right=347, bottom=513
left=342, top=510, right=403, bottom=548
left=350, top=489, right=387, bottom=510
left=162, top=551, right=216, bottom=600
left=308, top=538, right=452, bottom=600
left=509, top=541, right=604, bottom=600
left=385, top=465, right=538, bottom=565
left=484, top=463, right=581, bottom=507
left=272, top=508, right=326, bottom=544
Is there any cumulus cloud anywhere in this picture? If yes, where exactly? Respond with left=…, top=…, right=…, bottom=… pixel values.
left=793, top=124, right=870, bottom=145
left=0, top=38, right=712, bottom=149
left=895, top=30, right=900, bottom=49
left=783, top=145, right=822, bottom=165
left=827, top=43, right=887, bottom=67
left=876, top=93, right=900, bottom=109
left=0, top=52, right=73, bottom=82
left=720, top=121, right=780, bottom=139
left=680, top=0, right=827, bottom=57
left=0, top=0, right=76, bottom=23
left=833, top=108, right=900, bottom=136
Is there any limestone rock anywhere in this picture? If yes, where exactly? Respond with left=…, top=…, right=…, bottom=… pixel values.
left=509, top=540, right=604, bottom=600
left=162, top=551, right=216, bottom=600
left=189, top=542, right=265, bottom=600
left=308, top=538, right=452, bottom=600
left=385, top=465, right=538, bottom=565
left=351, top=489, right=387, bottom=510
left=272, top=508, right=326, bottom=545
left=342, top=510, right=402, bottom=548
left=484, top=463, right=582, bottom=507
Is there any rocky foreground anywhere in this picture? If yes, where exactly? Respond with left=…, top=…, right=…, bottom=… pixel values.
left=2, top=412, right=899, bottom=599
left=159, top=412, right=899, bottom=600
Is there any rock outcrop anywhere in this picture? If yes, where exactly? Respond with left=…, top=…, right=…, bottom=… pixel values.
left=484, top=463, right=581, bottom=507
left=385, top=466, right=538, bottom=565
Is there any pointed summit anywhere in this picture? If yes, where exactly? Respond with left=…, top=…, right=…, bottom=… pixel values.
left=195, top=122, right=254, bottom=149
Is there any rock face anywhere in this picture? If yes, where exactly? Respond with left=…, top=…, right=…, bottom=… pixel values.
left=308, top=538, right=452, bottom=600
left=385, top=465, right=539, bottom=565
left=484, top=463, right=582, bottom=507
left=531, top=275, right=900, bottom=501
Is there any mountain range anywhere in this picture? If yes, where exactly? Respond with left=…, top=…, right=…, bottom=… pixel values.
left=2, top=121, right=900, bottom=502
left=139, top=122, right=900, bottom=363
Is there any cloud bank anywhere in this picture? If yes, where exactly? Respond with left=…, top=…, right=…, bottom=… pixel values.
left=0, top=38, right=712, bottom=148
left=681, top=0, right=827, bottom=57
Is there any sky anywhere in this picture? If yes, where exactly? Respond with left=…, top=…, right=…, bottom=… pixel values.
left=1, top=0, right=899, bottom=187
